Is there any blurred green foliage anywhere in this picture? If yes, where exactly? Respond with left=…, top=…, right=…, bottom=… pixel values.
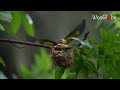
left=55, top=67, right=65, bottom=79
left=0, top=11, right=12, bottom=22
left=110, top=12, right=120, bottom=34
left=19, top=27, right=120, bottom=79
left=0, top=11, right=12, bottom=31
left=0, top=11, right=120, bottom=79
left=0, top=70, right=8, bottom=79
left=8, top=11, right=35, bottom=37
left=0, top=11, right=35, bottom=37
left=19, top=48, right=54, bottom=79
left=68, top=28, right=120, bottom=79
left=0, top=57, right=5, bottom=67
left=0, top=57, right=7, bottom=79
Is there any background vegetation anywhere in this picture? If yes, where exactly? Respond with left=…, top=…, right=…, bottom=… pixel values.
left=0, top=11, right=120, bottom=79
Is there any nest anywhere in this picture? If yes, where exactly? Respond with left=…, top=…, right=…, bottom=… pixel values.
left=51, top=46, right=74, bottom=68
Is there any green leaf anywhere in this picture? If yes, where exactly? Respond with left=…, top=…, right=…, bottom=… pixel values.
left=109, top=64, right=118, bottom=79
left=84, top=60, right=98, bottom=76
left=19, top=64, right=33, bottom=79
left=102, top=63, right=119, bottom=79
left=113, top=57, right=117, bottom=68
left=34, top=48, right=52, bottom=72
left=109, top=23, right=116, bottom=29
left=66, top=74, right=77, bottom=79
left=102, top=64, right=111, bottom=79
left=70, top=59, right=81, bottom=73
left=28, top=48, right=53, bottom=79
left=113, top=12, right=120, bottom=17
left=71, top=37, right=81, bottom=42
left=0, top=70, right=8, bottom=79
left=0, top=11, right=12, bottom=22
left=107, top=30, right=117, bottom=43
left=100, top=28, right=108, bottom=42
left=115, top=61, right=120, bottom=78
left=39, top=48, right=52, bottom=71
left=81, top=40, right=92, bottom=48
left=70, top=48, right=84, bottom=73
left=10, top=11, right=22, bottom=35
left=97, top=55, right=105, bottom=69
left=22, top=12, right=35, bottom=37
left=77, top=66, right=88, bottom=79
left=88, top=36, right=97, bottom=44
left=0, top=57, right=5, bottom=67
left=0, top=24, right=5, bottom=31
left=98, top=44, right=105, bottom=55
left=0, top=23, right=16, bottom=36
left=67, top=43, right=78, bottom=54
left=55, top=67, right=65, bottom=79
left=81, top=47, right=95, bottom=58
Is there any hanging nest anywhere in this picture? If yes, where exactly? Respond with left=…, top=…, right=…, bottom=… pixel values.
left=51, top=46, right=75, bottom=68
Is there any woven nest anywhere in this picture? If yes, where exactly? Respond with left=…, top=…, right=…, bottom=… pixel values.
left=51, top=47, right=74, bottom=68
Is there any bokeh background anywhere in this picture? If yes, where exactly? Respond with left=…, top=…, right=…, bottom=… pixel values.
left=0, top=11, right=117, bottom=78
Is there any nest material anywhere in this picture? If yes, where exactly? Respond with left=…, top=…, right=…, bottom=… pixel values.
left=51, top=47, right=74, bottom=68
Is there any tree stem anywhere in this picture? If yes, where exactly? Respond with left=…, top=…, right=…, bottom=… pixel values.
left=0, top=38, right=51, bottom=49
left=0, top=32, right=89, bottom=49
left=0, top=38, right=70, bottom=49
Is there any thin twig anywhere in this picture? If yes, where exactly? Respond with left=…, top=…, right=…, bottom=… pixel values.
left=10, top=42, right=26, bottom=48
left=0, top=32, right=90, bottom=49
left=0, top=38, right=70, bottom=49
left=0, top=38, right=51, bottom=48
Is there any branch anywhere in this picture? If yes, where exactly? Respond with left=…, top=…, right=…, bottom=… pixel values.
left=0, top=38, right=72, bottom=49
left=0, top=38, right=52, bottom=49
left=0, top=32, right=89, bottom=49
